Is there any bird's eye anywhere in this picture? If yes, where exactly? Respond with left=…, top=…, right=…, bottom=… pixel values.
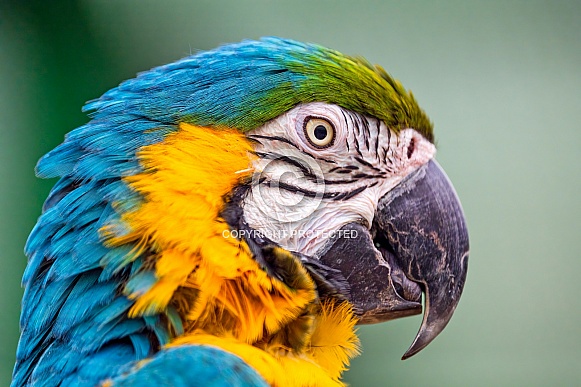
left=304, top=117, right=335, bottom=148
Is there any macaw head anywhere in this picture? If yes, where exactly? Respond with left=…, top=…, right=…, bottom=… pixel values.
left=18, top=37, right=468, bottom=386
left=242, top=107, right=468, bottom=358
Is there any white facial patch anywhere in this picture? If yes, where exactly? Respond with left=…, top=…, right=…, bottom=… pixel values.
left=242, top=102, right=436, bottom=256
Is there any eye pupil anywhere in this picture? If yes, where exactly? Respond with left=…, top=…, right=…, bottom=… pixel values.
left=314, top=125, right=328, bottom=140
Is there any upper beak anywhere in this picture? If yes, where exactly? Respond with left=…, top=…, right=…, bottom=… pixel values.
left=316, top=159, right=469, bottom=359
left=374, top=159, right=469, bottom=359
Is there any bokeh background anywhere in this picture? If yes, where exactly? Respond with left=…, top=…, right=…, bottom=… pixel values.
left=1, top=1, right=580, bottom=386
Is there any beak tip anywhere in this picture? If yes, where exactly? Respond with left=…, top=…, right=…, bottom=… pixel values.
left=400, top=285, right=465, bottom=360
left=400, top=328, right=440, bottom=360
left=401, top=341, right=430, bottom=360
left=401, top=347, right=414, bottom=360
left=400, top=328, right=439, bottom=360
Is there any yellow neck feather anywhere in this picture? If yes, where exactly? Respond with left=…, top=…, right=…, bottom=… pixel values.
left=104, top=123, right=360, bottom=386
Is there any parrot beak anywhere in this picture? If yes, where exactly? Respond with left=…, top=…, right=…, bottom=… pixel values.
left=317, top=159, right=468, bottom=359
left=373, top=159, right=469, bottom=359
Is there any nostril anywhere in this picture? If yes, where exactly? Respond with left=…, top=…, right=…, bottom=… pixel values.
left=407, top=137, right=415, bottom=159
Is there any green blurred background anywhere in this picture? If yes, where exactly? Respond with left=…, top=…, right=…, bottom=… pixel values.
left=1, top=1, right=579, bottom=385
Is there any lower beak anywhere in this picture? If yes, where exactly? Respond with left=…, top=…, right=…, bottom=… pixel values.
left=317, top=159, right=469, bottom=359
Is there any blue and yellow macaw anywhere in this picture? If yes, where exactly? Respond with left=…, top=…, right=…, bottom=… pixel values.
left=12, top=38, right=469, bottom=386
